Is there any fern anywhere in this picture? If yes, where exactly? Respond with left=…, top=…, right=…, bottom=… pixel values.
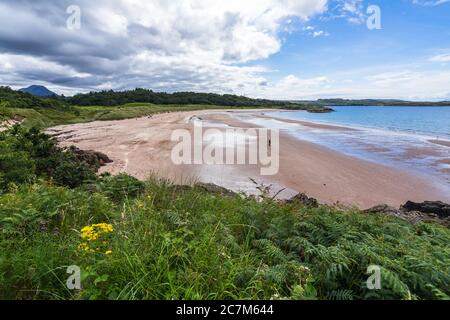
left=328, top=289, right=354, bottom=300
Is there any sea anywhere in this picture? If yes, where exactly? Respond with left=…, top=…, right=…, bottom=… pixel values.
left=234, top=106, right=450, bottom=195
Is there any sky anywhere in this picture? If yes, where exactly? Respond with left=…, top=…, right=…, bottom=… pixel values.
left=0, top=0, right=450, bottom=100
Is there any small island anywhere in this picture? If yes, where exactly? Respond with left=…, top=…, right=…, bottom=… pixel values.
left=306, top=107, right=335, bottom=113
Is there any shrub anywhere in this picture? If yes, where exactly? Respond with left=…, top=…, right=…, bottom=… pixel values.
left=94, top=173, right=145, bottom=202
left=52, top=154, right=96, bottom=188
left=0, top=134, right=36, bottom=191
left=0, top=183, right=116, bottom=238
left=0, top=126, right=97, bottom=190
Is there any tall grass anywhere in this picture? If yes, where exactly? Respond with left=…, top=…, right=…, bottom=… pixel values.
left=1, top=177, right=449, bottom=300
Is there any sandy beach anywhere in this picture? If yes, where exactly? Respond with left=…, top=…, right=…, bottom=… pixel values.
left=48, top=109, right=450, bottom=209
left=429, top=139, right=450, bottom=148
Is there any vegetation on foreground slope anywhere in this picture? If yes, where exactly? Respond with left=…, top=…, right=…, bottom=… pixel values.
left=0, top=127, right=449, bottom=300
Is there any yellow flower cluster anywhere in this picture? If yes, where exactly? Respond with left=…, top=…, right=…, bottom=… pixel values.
left=78, top=242, right=92, bottom=252
left=78, top=223, right=114, bottom=255
left=81, top=223, right=113, bottom=241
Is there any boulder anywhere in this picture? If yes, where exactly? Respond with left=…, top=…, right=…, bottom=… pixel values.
left=364, top=204, right=401, bottom=215
left=364, top=203, right=450, bottom=228
left=68, top=146, right=113, bottom=171
left=286, top=193, right=319, bottom=207
left=194, top=183, right=237, bottom=197
left=401, top=201, right=450, bottom=219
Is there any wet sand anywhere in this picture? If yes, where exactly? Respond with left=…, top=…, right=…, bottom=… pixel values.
left=256, top=112, right=357, bottom=131
left=48, top=109, right=450, bottom=209
left=429, top=139, right=450, bottom=148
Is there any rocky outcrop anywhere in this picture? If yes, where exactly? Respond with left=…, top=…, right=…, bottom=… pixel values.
left=68, top=146, right=112, bottom=171
left=364, top=202, right=450, bottom=228
left=286, top=193, right=319, bottom=207
left=364, top=205, right=401, bottom=216
left=194, top=183, right=237, bottom=197
left=401, top=201, right=450, bottom=219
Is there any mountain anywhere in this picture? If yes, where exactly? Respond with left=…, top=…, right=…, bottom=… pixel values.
left=19, top=85, right=57, bottom=97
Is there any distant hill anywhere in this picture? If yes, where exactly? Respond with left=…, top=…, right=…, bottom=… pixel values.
left=293, top=98, right=450, bottom=107
left=0, top=86, right=68, bottom=109
left=19, top=85, right=57, bottom=97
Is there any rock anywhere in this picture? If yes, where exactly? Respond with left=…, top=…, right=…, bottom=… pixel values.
left=401, top=201, right=450, bottom=219
left=364, top=203, right=450, bottom=228
left=364, top=204, right=401, bottom=215
left=194, top=183, right=237, bottom=197
left=286, top=193, right=319, bottom=207
left=68, top=146, right=113, bottom=171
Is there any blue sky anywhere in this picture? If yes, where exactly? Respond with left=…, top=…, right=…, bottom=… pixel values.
left=258, top=0, right=450, bottom=100
left=273, top=1, right=450, bottom=75
left=0, top=0, right=449, bottom=100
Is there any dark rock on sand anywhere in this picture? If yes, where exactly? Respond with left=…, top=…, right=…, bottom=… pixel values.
left=365, top=203, right=450, bottom=228
left=195, top=183, right=237, bottom=197
left=68, top=146, right=112, bottom=171
left=401, top=201, right=450, bottom=219
left=364, top=204, right=401, bottom=216
left=286, top=193, right=319, bottom=207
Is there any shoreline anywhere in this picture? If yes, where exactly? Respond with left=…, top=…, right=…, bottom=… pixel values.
left=48, top=109, right=450, bottom=209
left=236, top=110, right=450, bottom=187
left=262, top=110, right=450, bottom=143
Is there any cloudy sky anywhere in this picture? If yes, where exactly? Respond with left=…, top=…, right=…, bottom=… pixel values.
left=0, top=0, right=450, bottom=100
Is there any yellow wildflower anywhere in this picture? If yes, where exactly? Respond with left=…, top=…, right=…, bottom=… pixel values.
left=78, top=223, right=114, bottom=254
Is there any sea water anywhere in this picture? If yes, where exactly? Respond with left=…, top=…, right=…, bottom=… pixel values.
left=234, top=106, right=450, bottom=195
left=271, top=106, right=450, bottom=140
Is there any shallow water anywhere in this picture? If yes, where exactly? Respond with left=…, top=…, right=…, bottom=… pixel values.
left=233, top=106, right=450, bottom=196
left=275, top=106, right=450, bottom=139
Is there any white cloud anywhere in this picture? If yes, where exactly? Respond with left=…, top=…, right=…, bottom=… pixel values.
left=363, top=70, right=450, bottom=100
left=0, top=0, right=449, bottom=101
left=250, top=74, right=332, bottom=100
left=0, top=0, right=328, bottom=95
left=302, top=25, right=330, bottom=37
left=313, top=30, right=330, bottom=37
left=327, top=0, right=366, bottom=24
left=246, top=68, right=450, bottom=101
left=430, top=53, right=450, bottom=62
left=412, top=0, right=450, bottom=6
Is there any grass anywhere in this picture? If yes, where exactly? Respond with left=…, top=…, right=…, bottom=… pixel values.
left=0, top=178, right=449, bottom=300
left=2, top=103, right=267, bottom=129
